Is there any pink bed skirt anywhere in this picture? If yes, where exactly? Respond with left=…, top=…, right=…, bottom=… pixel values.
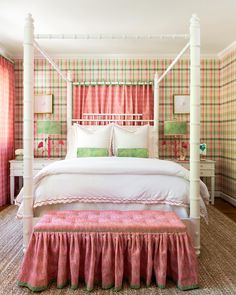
left=18, top=210, right=198, bottom=291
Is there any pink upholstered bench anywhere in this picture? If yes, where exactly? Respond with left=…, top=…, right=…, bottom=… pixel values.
left=18, top=210, right=198, bottom=292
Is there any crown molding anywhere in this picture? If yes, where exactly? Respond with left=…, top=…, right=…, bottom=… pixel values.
left=217, top=40, right=236, bottom=58
left=7, top=40, right=236, bottom=61
left=0, top=44, right=14, bottom=63
left=13, top=52, right=218, bottom=60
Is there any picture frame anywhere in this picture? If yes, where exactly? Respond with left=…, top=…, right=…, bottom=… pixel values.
left=34, top=94, right=53, bottom=114
left=173, top=94, right=190, bottom=114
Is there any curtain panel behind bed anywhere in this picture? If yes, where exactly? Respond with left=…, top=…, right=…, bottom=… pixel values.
left=73, top=85, right=153, bottom=124
left=0, top=57, right=14, bottom=206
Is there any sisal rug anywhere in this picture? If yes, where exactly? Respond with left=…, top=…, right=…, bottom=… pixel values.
left=0, top=205, right=235, bottom=295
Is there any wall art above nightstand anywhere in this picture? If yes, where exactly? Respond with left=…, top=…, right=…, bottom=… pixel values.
left=34, top=94, right=53, bottom=114
left=174, top=95, right=190, bottom=114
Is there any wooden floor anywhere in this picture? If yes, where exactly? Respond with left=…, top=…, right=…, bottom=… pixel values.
left=214, top=198, right=236, bottom=222
left=0, top=204, right=9, bottom=213
left=0, top=198, right=236, bottom=222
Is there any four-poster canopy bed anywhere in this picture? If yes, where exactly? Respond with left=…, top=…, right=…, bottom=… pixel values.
left=21, top=13, right=202, bottom=256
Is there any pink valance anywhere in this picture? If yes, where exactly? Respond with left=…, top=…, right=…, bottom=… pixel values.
left=18, top=211, right=198, bottom=291
left=73, top=85, right=153, bottom=124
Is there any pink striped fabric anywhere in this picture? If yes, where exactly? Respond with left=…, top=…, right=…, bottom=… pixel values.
left=73, top=85, right=153, bottom=125
left=0, top=57, right=14, bottom=206
left=18, top=210, right=198, bottom=291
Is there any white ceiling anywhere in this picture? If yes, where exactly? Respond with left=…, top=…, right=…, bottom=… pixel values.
left=0, top=0, right=236, bottom=58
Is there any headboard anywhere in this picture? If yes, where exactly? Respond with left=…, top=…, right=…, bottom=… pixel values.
left=66, top=73, right=159, bottom=157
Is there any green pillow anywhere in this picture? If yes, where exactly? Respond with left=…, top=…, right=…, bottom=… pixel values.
left=77, top=147, right=109, bottom=157
left=117, top=148, right=148, bottom=158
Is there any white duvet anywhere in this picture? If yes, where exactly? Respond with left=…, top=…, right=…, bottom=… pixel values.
left=16, top=157, right=209, bottom=219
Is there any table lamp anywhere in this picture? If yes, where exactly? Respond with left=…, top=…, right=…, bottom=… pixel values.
left=36, top=120, right=62, bottom=159
left=200, top=143, right=207, bottom=160
left=164, top=121, right=187, bottom=159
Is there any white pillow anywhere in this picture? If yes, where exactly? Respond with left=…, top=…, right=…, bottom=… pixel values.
left=66, top=124, right=78, bottom=159
left=148, top=127, right=158, bottom=158
left=66, top=124, right=113, bottom=159
left=113, top=124, right=149, bottom=155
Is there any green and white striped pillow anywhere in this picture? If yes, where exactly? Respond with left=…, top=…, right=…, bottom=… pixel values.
left=77, top=147, right=109, bottom=157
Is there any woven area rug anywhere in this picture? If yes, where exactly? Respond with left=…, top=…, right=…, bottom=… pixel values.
left=0, top=205, right=235, bottom=295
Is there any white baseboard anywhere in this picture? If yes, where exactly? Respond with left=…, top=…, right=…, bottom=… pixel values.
left=215, top=191, right=236, bottom=207
left=214, top=191, right=221, bottom=198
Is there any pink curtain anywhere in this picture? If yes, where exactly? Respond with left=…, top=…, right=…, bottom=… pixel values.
left=73, top=85, right=153, bottom=124
left=0, top=57, right=14, bottom=206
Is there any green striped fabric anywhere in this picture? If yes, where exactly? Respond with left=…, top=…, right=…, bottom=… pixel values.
left=117, top=148, right=148, bottom=158
left=77, top=148, right=109, bottom=157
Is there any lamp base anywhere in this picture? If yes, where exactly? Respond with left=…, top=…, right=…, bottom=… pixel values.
left=47, top=135, right=51, bottom=159
left=179, top=148, right=187, bottom=161
left=174, top=137, right=178, bottom=159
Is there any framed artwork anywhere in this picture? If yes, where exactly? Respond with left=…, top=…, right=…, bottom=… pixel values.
left=173, top=95, right=190, bottom=114
left=34, top=94, right=53, bottom=114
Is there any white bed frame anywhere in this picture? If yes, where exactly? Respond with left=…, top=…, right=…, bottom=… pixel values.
left=23, top=14, right=200, bottom=254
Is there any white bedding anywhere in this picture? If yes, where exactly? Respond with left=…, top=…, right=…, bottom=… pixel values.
left=33, top=203, right=190, bottom=219
left=16, top=157, right=209, bottom=220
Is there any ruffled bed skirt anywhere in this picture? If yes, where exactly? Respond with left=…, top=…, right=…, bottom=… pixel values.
left=18, top=231, right=198, bottom=291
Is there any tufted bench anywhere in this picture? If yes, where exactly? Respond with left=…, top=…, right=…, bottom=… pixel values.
left=18, top=210, right=198, bottom=291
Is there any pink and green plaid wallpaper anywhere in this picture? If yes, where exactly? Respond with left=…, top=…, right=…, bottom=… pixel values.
left=14, top=58, right=221, bottom=191
left=220, top=49, right=236, bottom=199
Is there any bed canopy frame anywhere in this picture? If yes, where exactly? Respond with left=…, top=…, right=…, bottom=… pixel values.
left=23, top=14, right=200, bottom=253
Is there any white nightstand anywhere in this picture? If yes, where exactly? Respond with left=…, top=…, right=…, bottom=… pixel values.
left=176, top=159, right=215, bottom=204
left=9, top=158, right=62, bottom=204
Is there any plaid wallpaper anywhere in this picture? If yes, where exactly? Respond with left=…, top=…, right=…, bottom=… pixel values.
left=14, top=58, right=221, bottom=191
left=220, top=49, right=236, bottom=199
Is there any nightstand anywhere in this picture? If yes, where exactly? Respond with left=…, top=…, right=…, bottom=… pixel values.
left=9, top=158, right=62, bottom=204
left=176, top=159, right=215, bottom=205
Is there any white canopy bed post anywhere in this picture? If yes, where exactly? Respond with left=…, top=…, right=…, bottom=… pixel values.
left=67, top=71, right=73, bottom=136
left=154, top=72, right=159, bottom=158
left=23, top=14, right=34, bottom=250
left=21, top=14, right=202, bottom=255
left=189, top=14, right=201, bottom=254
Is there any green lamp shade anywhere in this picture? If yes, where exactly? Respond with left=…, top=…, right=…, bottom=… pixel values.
left=36, top=121, right=61, bottom=135
left=164, top=121, right=187, bottom=136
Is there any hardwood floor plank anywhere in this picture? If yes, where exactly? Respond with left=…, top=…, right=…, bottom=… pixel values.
left=213, top=198, right=236, bottom=222
left=0, top=204, right=10, bottom=212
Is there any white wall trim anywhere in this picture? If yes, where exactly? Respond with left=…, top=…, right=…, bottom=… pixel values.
left=0, top=44, right=14, bottom=63
left=5, top=39, right=236, bottom=61
left=217, top=40, right=236, bottom=59
left=13, top=52, right=218, bottom=60
left=215, top=191, right=236, bottom=207
left=214, top=191, right=221, bottom=198
left=220, top=192, right=236, bottom=207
